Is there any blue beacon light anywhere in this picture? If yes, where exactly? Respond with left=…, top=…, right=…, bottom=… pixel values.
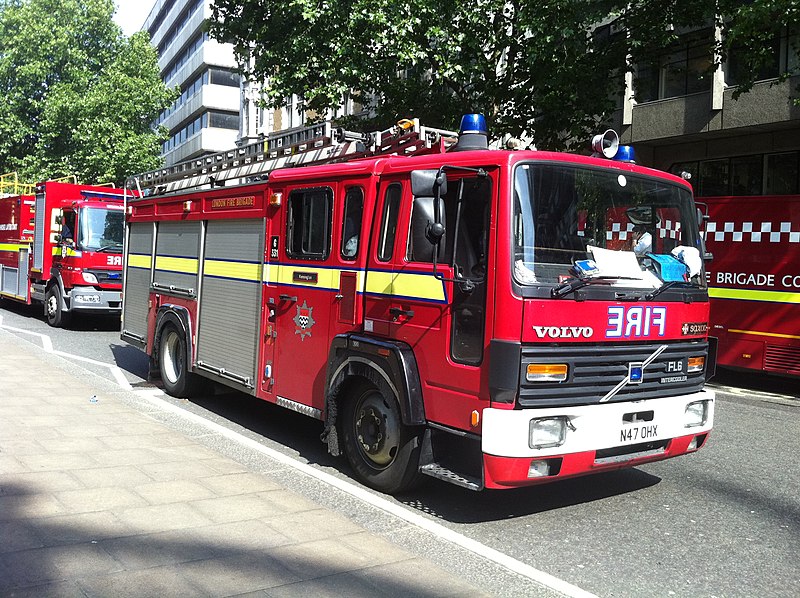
left=459, top=113, right=488, bottom=135
left=613, top=145, right=636, bottom=163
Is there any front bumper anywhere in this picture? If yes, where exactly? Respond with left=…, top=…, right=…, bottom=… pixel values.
left=481, top=390, right=714, bottom=488
left=66, top=287, right=123, bottom=314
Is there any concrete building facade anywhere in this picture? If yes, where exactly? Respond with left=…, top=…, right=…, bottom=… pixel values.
left=144, top=0, right=241, bottom=166
left=614, top=25, right=800, bottom=198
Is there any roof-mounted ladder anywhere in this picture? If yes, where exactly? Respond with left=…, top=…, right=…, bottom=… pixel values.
left=128, top=118, right=457, bottom=197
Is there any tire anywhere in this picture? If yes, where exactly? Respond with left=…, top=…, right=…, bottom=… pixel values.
left=158, top=325, right=201, bottom=398
left=45, top=285, right=70, bottom=327
left=340, top=380, right=423, bottom=494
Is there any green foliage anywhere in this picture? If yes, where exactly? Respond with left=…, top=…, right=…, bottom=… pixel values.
left=209, top=0, right=798, bottom=150
left=0, top=0, right=176, bottom=185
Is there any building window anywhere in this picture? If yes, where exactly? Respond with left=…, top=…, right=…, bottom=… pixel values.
left=207, top=111, right=240, bottom=130
left=208, top=68, right=240, bottom=88
left=635, top=30, right=715, bottom=102
left=670, top=151, right=800, bottom=197
left=286, top=188, right=332, bottom=260
left=765, top=152, right=799, bottom=195
left=698, top=160, right=729, bottom=196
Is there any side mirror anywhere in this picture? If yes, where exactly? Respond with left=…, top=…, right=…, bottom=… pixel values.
left=410, top=197, right=446, bottom=262
left=55, top=234, right=62, bottom=243
left=411, top=169, right=447, bottom=197
left=55, top=215, right=62, bottom=224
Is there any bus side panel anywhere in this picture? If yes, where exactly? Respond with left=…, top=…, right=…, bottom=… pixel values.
left=704, top=195, right=800, bottom=375
left=122, top=222, right=154, bottom=345
left=196, top=219, right=265, bottom=389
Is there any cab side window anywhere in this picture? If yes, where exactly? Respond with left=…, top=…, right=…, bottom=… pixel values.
left=340, top=187, right=364, bottom=260
left=286, top=187, right=332, bottom=260
left=377, top=183, right=402, bottom=262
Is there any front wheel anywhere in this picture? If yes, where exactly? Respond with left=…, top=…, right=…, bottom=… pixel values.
left=45, top=285, right=69, bottom=328
left=340, top=381, right=423, bottom=494
left=158, top=325, right=201, bottom=398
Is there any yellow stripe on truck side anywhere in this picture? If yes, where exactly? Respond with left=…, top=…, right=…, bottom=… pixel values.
left=128, top=253, right=152, bottom=270
left=709, top=287, right=800, bottom=304
left=0, top=242, right=29, bottom=253
left=154, top=256, right=198, bottom=275
left=204, top=259, right=262, bottom=282
left=365, top=270, right=446, bottom=302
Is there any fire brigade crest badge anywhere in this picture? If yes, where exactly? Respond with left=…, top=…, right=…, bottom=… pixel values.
left=293, top=300, right=315, bottom=341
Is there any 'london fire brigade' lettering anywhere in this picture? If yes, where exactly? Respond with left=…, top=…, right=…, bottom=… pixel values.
left=210, top=196, right=256, bottom=209
left=607, top=306, right=666, bottom=338
left=532, top=326, right=593, bottom=339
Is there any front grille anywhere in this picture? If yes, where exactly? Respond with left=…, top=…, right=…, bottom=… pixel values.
left=519, top=340, right=707, bottom=407
left=85, top=269, right=123, bottom=285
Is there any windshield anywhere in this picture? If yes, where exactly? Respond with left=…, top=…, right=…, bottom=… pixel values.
left=78, top=207, right=124, bottom=252
left=513, top=163, right=704, bottom=290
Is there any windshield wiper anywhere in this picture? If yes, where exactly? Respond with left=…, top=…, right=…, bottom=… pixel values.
left=644, top=280, right=693, bottom=301
left=551, top=276, right=611, bottom=298
left=95, top=243, right=123, bottom=253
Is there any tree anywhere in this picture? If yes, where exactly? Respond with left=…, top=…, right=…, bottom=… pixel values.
left=0, top=0, right=176, bottom=184
left=208, top=0, right=799, bottom=150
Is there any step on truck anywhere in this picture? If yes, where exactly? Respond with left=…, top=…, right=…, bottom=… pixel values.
left=121, top=116, right=716, bottom=493
left=0, top=179, right=128, bottom=326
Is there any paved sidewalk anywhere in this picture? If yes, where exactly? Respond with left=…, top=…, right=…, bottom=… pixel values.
left=0, top=329, right=487, bottom=597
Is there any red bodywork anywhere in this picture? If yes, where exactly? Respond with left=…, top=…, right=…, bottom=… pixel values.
left=0, top=181, right=129, bottom=319
left=126, top=148, right=714, bottom=490
left=702, top=195, right=800, bottom=376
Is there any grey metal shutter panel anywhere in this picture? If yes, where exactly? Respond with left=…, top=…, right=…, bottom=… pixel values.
left=122, top=223, right=153, bottom=340
left=154, top=221, right=201, bottom=293
left=196, top=219, right=265, bottom=387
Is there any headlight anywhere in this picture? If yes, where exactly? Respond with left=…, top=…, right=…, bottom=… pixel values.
left=526, top=363, right=568, bottom=382
left=82, top=272, right=98, bottom=284
left=684, top=400, right=709, bottom=427
left=529, top=416, right=568, bottom=449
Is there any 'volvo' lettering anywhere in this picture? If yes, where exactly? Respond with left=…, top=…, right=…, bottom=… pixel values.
left=607, top=306, right=666, bottom=338
left=532, top=326, right=593, bottom=339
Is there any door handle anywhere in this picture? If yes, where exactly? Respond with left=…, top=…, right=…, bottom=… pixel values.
left=279, top=294, right=298, bottom=303
left=389, top=307, right=415, bottom=319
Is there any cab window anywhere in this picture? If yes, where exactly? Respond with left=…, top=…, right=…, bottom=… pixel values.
left=340, top=187, right=364, bottom=260
left=286, top=187, right=332, bottom=260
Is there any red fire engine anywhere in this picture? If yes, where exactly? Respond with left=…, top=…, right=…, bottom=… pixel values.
left=122, top=117, right=715, bottom=493
left=701, top=194, right=800, bottom=376
left=0, top=178, right=128, bottom=327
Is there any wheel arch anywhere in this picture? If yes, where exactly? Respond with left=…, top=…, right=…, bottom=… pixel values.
left=322, top=334, right=425, bottom=456
left=153, top=305, right=194, bottom=371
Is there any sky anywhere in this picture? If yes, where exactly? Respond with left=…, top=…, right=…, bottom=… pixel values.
left=113, top=0, right=155, bottom=37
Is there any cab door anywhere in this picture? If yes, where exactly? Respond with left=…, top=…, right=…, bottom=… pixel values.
left=269, top=185, right=338, bottom=414
left=365, top=171, right=494, bottom=431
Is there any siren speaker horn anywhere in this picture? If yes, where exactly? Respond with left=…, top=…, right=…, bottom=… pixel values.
left=591, top=129, right=619, bottom=158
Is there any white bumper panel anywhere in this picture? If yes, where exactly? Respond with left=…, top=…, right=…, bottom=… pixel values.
left=482, top=389, right=715, bottom=458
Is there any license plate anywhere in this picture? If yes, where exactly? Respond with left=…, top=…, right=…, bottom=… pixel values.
left=619, top=422, right=659, bottom=444
left=85, top=295, right=100, bottom=303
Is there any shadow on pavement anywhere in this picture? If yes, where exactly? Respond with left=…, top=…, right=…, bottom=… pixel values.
left=0, top=481, right=464, bottom=596
left=176, top=386, right=662, bottom=524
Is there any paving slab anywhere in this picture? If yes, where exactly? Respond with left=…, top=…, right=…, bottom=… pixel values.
left=0, top=329, right=500, bottom=597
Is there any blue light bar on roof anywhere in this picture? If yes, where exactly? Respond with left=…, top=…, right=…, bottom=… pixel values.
left=459, top=113, right=488, bottom=135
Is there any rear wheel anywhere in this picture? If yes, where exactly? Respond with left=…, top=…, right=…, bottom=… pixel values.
left=340, top=380, right=423, bottom=494
left=45, top=285, right=69, bottom=328
left=158, top=325, right=201, bottom=397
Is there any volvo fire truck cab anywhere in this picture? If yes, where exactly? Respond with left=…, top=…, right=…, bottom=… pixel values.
left=122, top=116, right=715, bottom=493
left=0, top=180, right=127, bottom=326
